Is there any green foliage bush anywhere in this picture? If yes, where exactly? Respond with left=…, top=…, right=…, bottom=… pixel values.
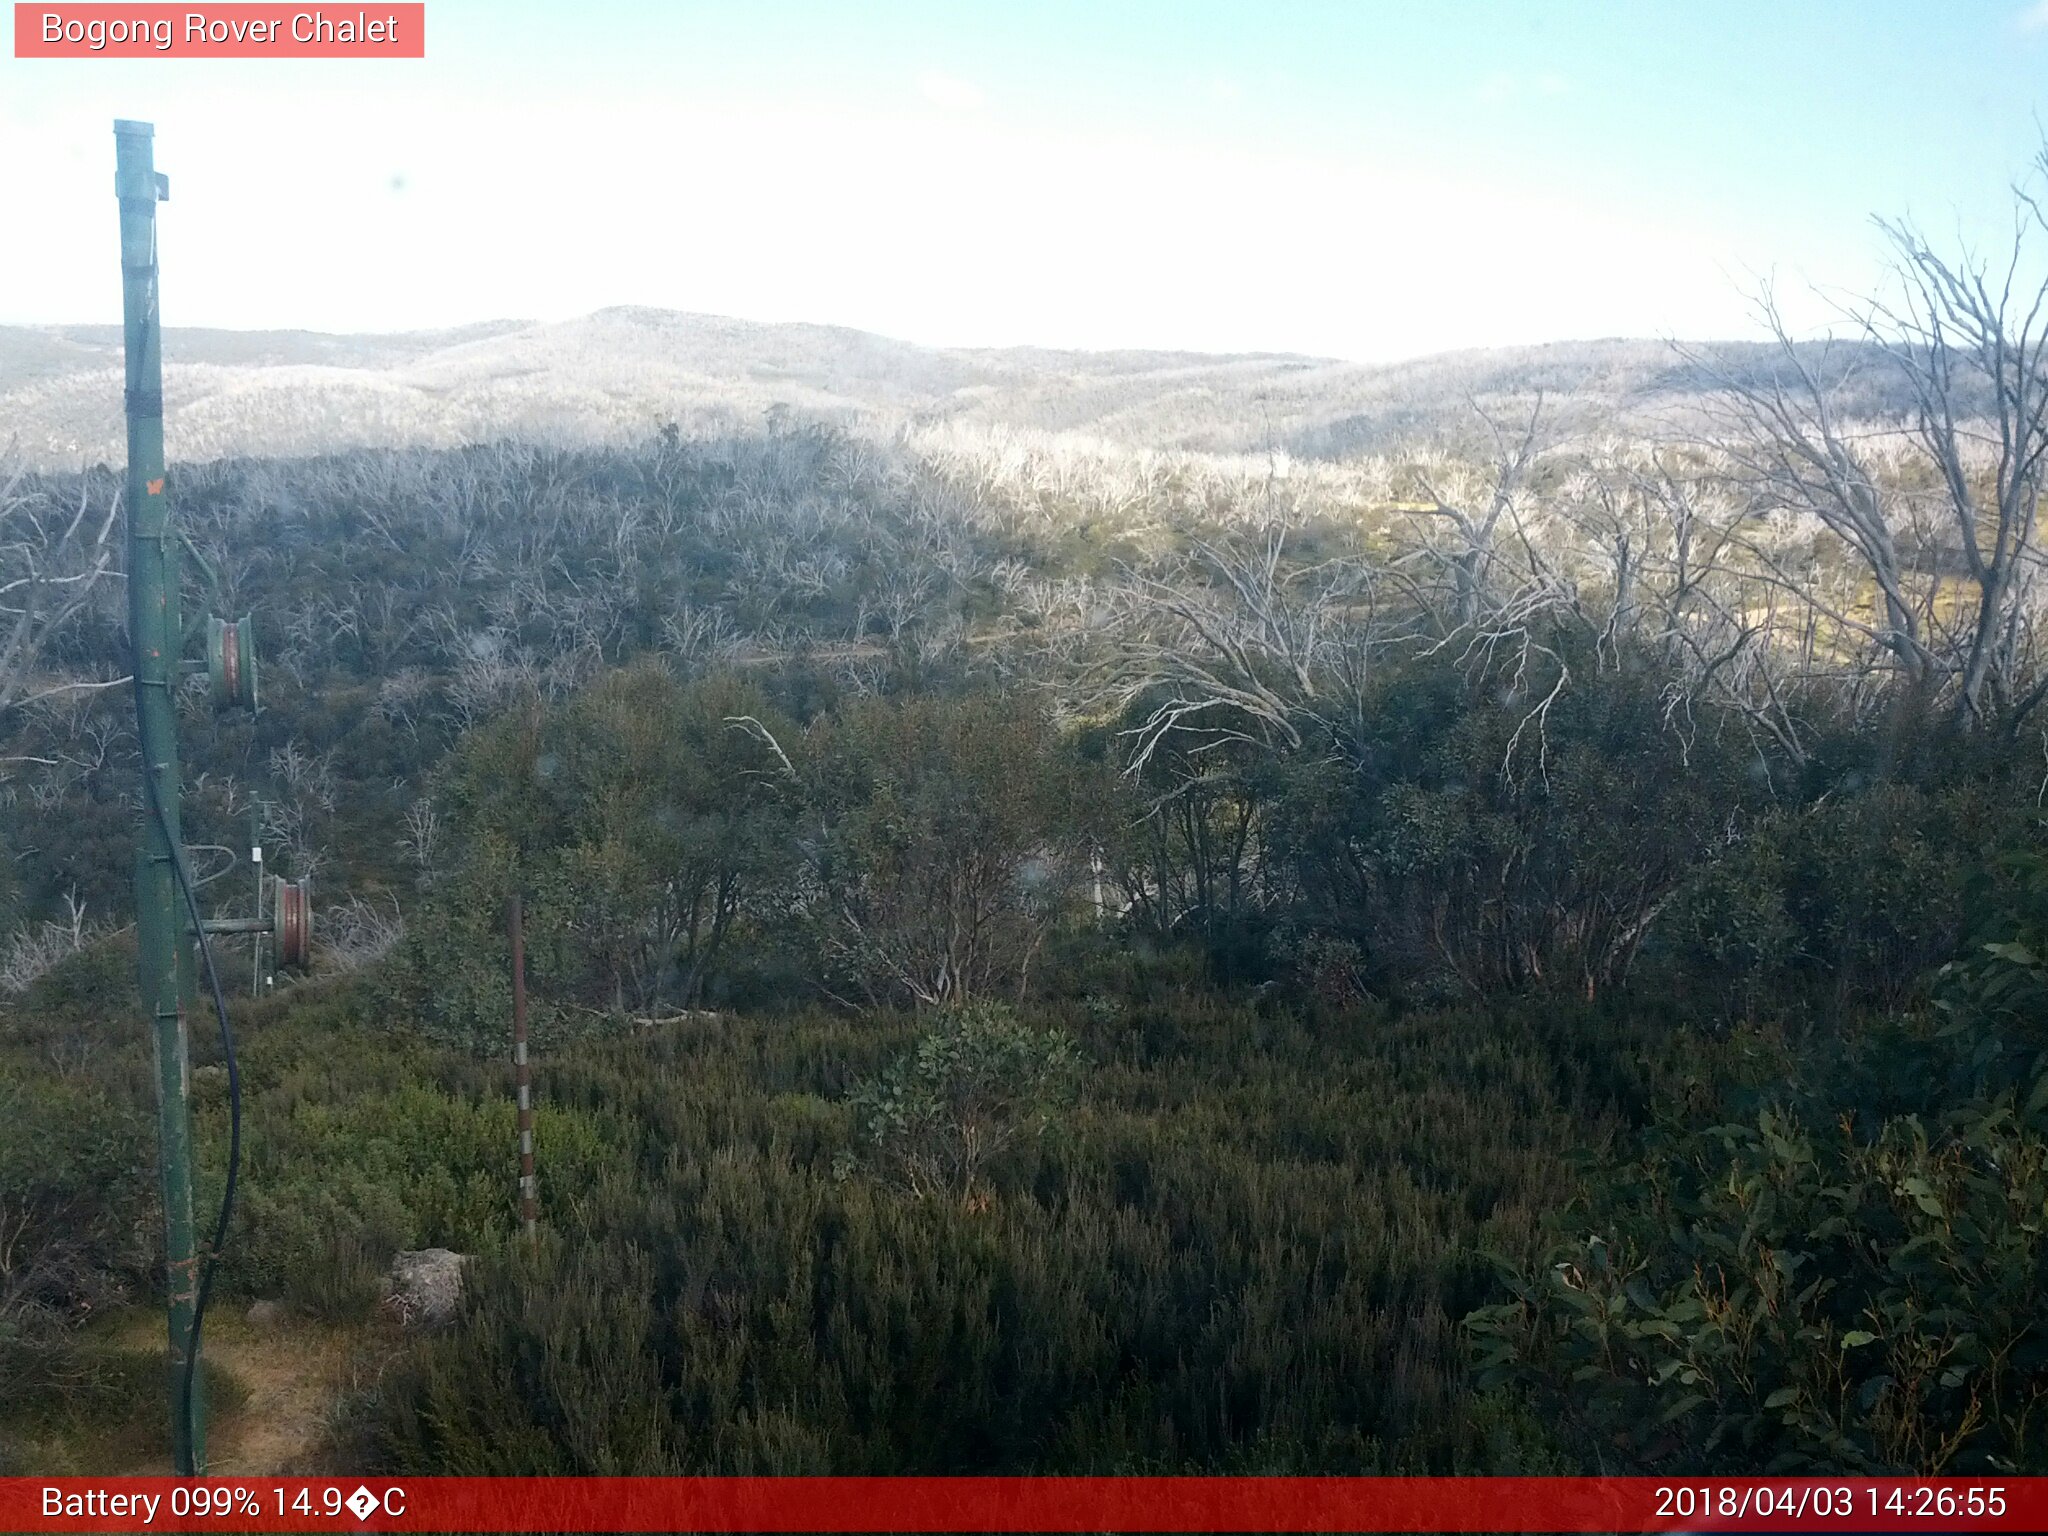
left=392, top=678, right=1113, bottom=1029
left=1775, top=784, right=1995, bottom=1009
left=1471, top=856, right=2048, bottom=1473
left=801, top=692, right=1110, bottom=1006
left=0, top=1073, right=152, bottom=1397
left=21, top=931, right=143, bottom=1032
left=837, top=1003, right=1080, bottom=1200
left=1936, top=847, right=2048, bottom=1032
left=387, top=667, right=799, bottom=1045
left=1470, top=1058, right=2048, bottom=1472
left=1263, top=639, right=1755, bottom=1002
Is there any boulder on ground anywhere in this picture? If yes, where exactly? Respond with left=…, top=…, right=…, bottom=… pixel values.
left=383, top=1247, right=472, bottom=1330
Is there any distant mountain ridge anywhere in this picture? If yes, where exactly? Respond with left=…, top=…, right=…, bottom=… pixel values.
left=0, top=306, right=1903, bottom=469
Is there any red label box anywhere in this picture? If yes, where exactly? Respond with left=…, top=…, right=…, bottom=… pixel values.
left=13, top=4, right=424, bottom=57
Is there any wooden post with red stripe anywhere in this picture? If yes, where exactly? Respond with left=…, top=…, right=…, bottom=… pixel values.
left=510, top=894, right=538, bottom=1247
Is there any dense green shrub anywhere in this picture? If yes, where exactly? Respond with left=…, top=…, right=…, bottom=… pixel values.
left=837, top=1003, right=1081, bottom=1200
left=1469, top=1052, right=2048, bottom=1472
left=18, top=931, right=144, bottom=1035
left=0, top=1072, right=152, bottom=1382
left=1936, top=846, right=2048, bottom=1034
left=801, top=692, right=1110, bottom=1006
left=379, top=825, right=534, bottom=1052
left=387, top=667, right=799, bottom=1045
left=197, top=1016, right=621, bottom=1319
left=1263, top=640, right=1755, bottom=1002
left=1470, top=859, right=2048, bottom=1473
left=1651, top=834, right=1799, bottom=1024
left=1774, top=784, right=1997, bottom=1009
left=361, top=997, right=1649, bottom=1474
left=1098, top=728, right=1280, bottom=984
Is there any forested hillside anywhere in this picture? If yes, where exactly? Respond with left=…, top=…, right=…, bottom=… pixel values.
left=5, top=223, right=2048, bottom=1475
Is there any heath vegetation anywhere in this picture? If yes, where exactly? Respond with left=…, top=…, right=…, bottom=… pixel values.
left=5, top=157, right=2048, bottom=1476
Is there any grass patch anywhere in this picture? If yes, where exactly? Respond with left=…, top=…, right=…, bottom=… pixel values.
left=0, top=1321, right=249, bottom=1475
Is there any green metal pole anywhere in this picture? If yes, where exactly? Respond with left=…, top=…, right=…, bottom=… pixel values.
left=116, top=117, right=205, bottom=1476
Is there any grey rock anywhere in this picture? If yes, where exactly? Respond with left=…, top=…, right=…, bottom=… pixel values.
left=384, top=1247, right=472, bottom=1330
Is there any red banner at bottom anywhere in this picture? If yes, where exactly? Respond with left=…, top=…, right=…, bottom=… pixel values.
left=4, top=1476, right=2040, bottom=1533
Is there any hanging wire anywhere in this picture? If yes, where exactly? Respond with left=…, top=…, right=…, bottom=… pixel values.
left=140, top=764, right=241, bottom=1475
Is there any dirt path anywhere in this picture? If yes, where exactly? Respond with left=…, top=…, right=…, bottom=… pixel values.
left=106, top=1308, right=381, bottom=1475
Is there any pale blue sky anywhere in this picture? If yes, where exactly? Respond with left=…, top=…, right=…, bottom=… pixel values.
left=5, top=1, right=2048, bottom=358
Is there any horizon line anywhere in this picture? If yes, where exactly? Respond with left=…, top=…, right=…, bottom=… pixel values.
left=0, top=304, right=1831, bottom=371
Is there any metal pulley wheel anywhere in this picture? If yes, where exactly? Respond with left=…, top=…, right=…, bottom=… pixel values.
left=272, top=876, right=312, bottom=968
left=206, top=614, right=258, bottom=711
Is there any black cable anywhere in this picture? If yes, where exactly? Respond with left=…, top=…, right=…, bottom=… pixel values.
left=141, top=764, right=241, bottom=1476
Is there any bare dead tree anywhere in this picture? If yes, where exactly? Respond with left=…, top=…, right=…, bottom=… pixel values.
left=1858, top=172, right=2048, bottom=728
left=1680, top=285, right=1938, bottom=700
left=399, top=795, right=442, bottom=874
left=660, top=603, right=743, bottom=670
left=0, top=455, right=123, bottom=719
left=1398, top=395, right=1551, bottom=631
left=1688, top=158, right=2048, bottom=736
left=0, top=888, right=99, bottom=994
left=445, top=627, right=544, bottom=729
left=1551, top=445, right=1822, bottom=770
left=318, top=893, right=406, bottom=972
left=1084, top=528, right=1391, bottom=777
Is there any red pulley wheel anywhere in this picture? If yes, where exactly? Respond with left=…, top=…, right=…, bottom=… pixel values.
left=206, top=614, right=259, bottom=711
left=272, top=877, right=312, bottom=968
